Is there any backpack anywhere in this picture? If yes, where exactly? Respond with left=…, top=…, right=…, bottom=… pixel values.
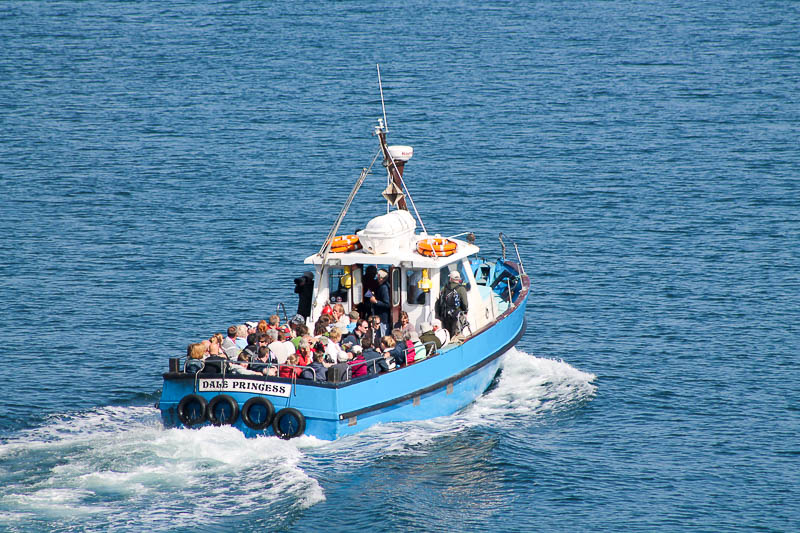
left=438, top=287, right=461, bottom=320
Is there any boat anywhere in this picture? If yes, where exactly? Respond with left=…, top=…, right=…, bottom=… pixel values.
left=158, top=75, right=530, bottom=440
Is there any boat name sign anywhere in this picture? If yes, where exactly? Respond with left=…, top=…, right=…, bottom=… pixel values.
left=198, top=379, right=291, bottom=397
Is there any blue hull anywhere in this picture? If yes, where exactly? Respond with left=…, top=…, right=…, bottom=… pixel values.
left=160, top=268, right=529, bottom=440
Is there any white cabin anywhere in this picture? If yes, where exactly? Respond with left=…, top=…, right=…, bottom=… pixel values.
left=303, top=210, right=503, bottom=335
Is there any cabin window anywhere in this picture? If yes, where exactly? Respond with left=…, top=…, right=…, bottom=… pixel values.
left=329, top=268, right=349, bottom=303
left=391, top=268, right=401, bottom=306
left=406, top=269, right=426, bottom=305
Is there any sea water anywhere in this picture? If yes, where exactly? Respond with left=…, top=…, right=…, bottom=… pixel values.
left=1, top=1, right=798, bottom=531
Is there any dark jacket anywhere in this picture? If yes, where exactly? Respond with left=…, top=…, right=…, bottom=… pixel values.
left=372, top=281, right=391, bottom=326
left=440, top=281, right=468, bottom=315
left=362, top=348, right=389, bottom=374
left=419, top=331, right=442, bottom=356
left=389, top=344, right=406, bottom=367
left=301, top=361, right=328, bottom=381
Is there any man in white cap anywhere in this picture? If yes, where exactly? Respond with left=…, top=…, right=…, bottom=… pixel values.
left=437, top=270, right=469, bottom=337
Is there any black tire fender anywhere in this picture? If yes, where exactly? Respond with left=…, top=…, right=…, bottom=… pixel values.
left=272, top=407, right=306, bottom=439
left=241, top=397, right=275, bottom=430
left=177, top=394, right=208, bottom=427
left=207, top=394, right=239, bottom=426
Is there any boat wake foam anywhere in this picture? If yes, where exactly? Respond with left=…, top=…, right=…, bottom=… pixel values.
left=0, top=349, right=593, bottom=530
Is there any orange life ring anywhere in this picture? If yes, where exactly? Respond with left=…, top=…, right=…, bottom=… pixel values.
left=330, top=235, right=361, bottom=253
left=417, top=238, right=457, bottom=257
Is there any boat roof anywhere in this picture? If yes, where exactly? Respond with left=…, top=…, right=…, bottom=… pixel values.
left=303, top=236, right=479, bottom=268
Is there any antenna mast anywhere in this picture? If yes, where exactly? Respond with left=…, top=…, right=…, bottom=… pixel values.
left=377, top=64, right=388, bottom=132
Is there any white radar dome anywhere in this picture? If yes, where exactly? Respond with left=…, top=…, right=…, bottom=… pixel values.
left=387, top=145, right=413, bottom=161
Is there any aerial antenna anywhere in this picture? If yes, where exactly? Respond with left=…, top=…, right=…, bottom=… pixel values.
left=377, top=64, right=388, bottom=131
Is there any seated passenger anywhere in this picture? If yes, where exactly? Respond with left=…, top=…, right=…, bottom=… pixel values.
left=410, top=331, right=427, bottom=361
left=348, top=345, right=368, bottom=378
left=184, top=343, right=206, bottom=373
left=235, top=324, right=248, bottom=350
left=403, top=331, right=416, bottom=364
left=345, top=310, right=360, bottom=332
left=324, top=328, right=347, bottom=365
left=418, top=322, right=442, bottom=357
left=361, top=337, right=389, bottom=374
left=380, top=335, right=405, bottom=369
left=295, top=339, right=313, bottom=368
left=393, top=311, right=413, bottom=333
left=203, top=341, right=230, bottom=373
left=222, top=325, right=239, bottom=359
left=230, top=352, right=261, bottom=375
left=432, top=319, right=450, bottom=347
left=268, top=314, right=280, bottom=330
left=327, top=350, right=351, bottom=382
left=267, top=329, right=288, bottom=365
left=250, top=345, right=277, bottom=375
left=279, top=354, right=302, bottom=379
left=300, top=352, right=329, bottom=382
left=332, top=303, right=348, bottom=329
left=314, top=314, right=332, bottom=336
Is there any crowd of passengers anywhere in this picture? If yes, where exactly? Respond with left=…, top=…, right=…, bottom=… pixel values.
left=183, top=304, right=452, bottom=383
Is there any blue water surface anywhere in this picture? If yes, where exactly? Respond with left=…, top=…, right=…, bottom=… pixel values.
left=1, top=1, right=798, bottom=531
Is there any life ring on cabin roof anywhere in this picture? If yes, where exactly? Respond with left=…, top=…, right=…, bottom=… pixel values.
left=331, top=234, right=362, bottom=253
left=416, top=237, right=458, bottom=257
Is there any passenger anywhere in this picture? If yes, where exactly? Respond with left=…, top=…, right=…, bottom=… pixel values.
left=362, top=265, right=379, bottom=301
left=345, top=310, right=360, bottom=332
left=240, top=333, right=259, bottom=361
left=438, top=270, right=469, bottom=337
left=204, top=341, right=230, bottom=374
left=368, top=315, right=386, bottom=346
left=291, top=324, right=309, bottom=350
left=432, top=318, right=450, bottom=347
left=235, top=325, right=248, bottom=350
left=184, top=343, right=206, bottom=372
left=314, top=314, right=332, bottom=336
left=279, top=353, right=302, bottom=379
left=222, top=325, right=239, bottom=359
left=250, top=345, right=277, bottom=375
left=268, top=314, right=280, bottom=330
left=332, top=303, right=348, bottom=329
left=393, top=311, right=412, bottom=333
left=327, top=350, right=352, bottom=382
left=256, top=319, right=269, bottom=336
left=410, top=331, right=427, bottom=362
left=361, top=337, right=389, bottom=374
left=267, top=329, right=289, bottom=365
left=208, top=335, right=221, bottom=354
left=419, top=322, right=442, bottom=357
left=281, top=331, right=297, bottom=361
left=324, top=328, right=347, bottom=365
left=230, top=352, right=261, bottom=375
left=212, top=332, right=225, bottom=350
left=403, top=331, right=416, bottom=364
left=199, top=339, right=211, bottom=356
left=348, top=345, right=368, bottom=378
left=300, top=351, right=329, bottom=381
left=343, top=319, right=368, bottom=347
left=381, top=335, right=405, bottom=369
left=245, top=321, right=258, bottom=336
left=368, top=269, right=391, bottom=326
left=295, top=339, right=313, bottom=368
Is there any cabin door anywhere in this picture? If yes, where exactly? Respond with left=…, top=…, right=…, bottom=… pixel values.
left=389, top=266, right=402, bottom=327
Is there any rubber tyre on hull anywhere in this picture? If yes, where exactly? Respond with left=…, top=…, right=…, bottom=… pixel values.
left=272, top=408, right=306, bottom=439
left=241, top=397, right=275, bottom=430
left=207, top=394, right=239, bottom=426
left=177, top=394, right=208, bottom=427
